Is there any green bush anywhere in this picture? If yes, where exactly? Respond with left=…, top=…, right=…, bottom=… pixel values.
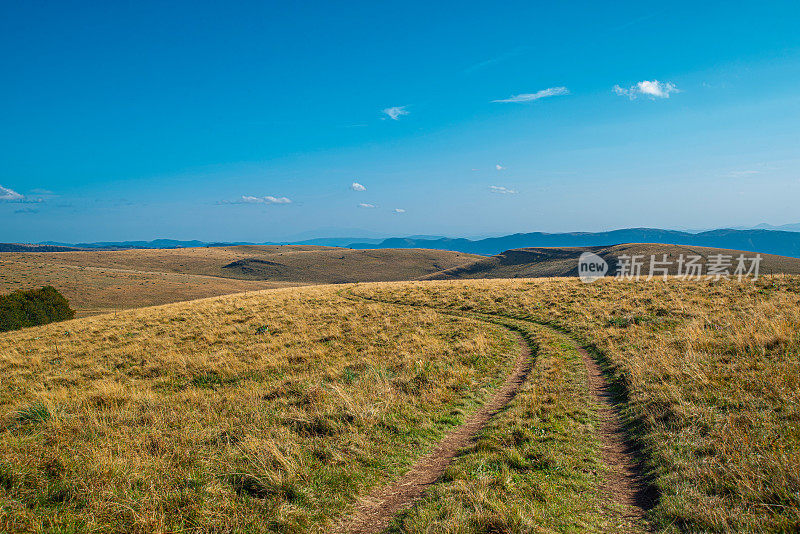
left=0, top=286, right=75, bottom=332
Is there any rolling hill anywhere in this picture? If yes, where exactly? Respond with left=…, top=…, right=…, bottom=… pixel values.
left=0, top=246, right=480, bottom=315
left=422, top=243, right=800, bottom=280
left=2, top=277, right=798, bottom=531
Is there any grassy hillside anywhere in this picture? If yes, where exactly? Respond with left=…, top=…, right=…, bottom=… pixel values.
left=2, top=276, right=797, bottom=531
left=0, top=246, right=479, bottom=316
left=214, top=247, right=481, bottom=282
left=0, top=286, right=514, bottom=532
left=357, top=276, right=800, bottom=531
left=424, top=243, right=800, bottom=280
left=0, top=256, right=295, bottom=317
left=2, top=246, right=479, bottom=281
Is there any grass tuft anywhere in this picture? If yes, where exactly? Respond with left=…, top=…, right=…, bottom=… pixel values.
left=11, top=402, right=52, bottom=426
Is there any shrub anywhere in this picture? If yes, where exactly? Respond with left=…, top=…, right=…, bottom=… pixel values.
left=0, top=286, right=75, bottom=332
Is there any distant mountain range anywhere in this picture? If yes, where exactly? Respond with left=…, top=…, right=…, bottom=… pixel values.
left=3, top=226, right=800, bottom=258
left=746, top=222, right=800, bottom=232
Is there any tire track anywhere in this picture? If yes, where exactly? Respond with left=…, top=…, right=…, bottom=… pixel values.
left=331, top=296, right=533, bottom=534
left=335, top=291, right=654, bottom=532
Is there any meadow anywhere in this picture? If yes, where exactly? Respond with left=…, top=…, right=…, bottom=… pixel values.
left=0, top=275, right=797, bottom=532
left=356, top=276, right=800, bottom=532
left=0, top=286, right=515, bottom=532
left=0, top=246, right=479, bottom=316
left=0, top=255, right=293, bottom=317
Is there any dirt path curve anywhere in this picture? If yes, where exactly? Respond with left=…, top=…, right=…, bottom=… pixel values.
left=331, top=329, right=532, bottom=534
left=335, top=291, right=654, bottom=532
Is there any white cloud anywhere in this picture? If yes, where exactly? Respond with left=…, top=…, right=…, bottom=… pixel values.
left=0, top=185, right=24, bottom=201
left=495, top=164, right=505, bottom=171
left=241, top=195, right=292, bottom=204
left=393, top=208, right=406, bottom=214
left=613, top=80, right=679, bottom=99
left=358, top=203, right=376, bottom=208
left=382, top=106, right=409, bottom=120
left=351, top=182, right=366, bottom=191
left=490, top=185, right=517, bottom=194
left=492, top=86, right=569, bottom=103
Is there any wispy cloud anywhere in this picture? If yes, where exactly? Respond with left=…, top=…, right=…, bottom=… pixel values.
left=350, top=182, right=366, bottom=191
left=393, top=208, right=406, bottom=214
left=495, top=164, right=505, bottom=171
left=490, top=185, right=517, bottom=194
left=240, top=195, right=292, bottom=204
left=0, top=185, right=44, bottom=204
left=0, top=185, right=24, bottom=201
left=14, top=207, right=38, bottom=214
left=358, top=203, right=376, bottom=208
left=382, top=106, right=409, bottom=120
left=613, top=80, right=679, bottom=99
left=726, top=170, right=762, bottom=178
left=492, top=86, right=569, bottom=103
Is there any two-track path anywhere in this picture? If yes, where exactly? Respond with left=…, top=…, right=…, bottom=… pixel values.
left=332, top=327, right=531, bottom=534
left=333, top=292, right=653, bottom=533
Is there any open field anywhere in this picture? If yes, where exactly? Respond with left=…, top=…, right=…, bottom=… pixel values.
left=1, top=275, right=798, bottom=532
left=6, top=243, right=800, bottom=318
left=0, top=246, right=479, bottom=316
left=1, top=245, right=480, bottom=282
left=0, top=256, right=296, bottom=317
left=0, top=286, right=516, bottom=532
left=356, top=276, right=800, bottom=531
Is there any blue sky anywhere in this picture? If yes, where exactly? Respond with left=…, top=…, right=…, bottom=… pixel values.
left=1, top=0, right=799, bottom=242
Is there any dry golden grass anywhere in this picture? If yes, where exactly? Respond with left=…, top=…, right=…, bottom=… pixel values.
left=0, top=246, right=480, bottom=316
left=0, top=256, right=294, bottom=317
left=357, top=276, right=800, bottom=532
left=3, top=273, right=797, bottom=532
left=0, top=285, right=515, bottom=532
left=1, top=245, right=480, bottom=283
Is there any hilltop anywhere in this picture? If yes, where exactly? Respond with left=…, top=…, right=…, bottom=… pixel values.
left=423, top=243, right=800, bottom=280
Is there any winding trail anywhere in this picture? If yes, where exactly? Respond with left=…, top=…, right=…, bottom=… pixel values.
left=334, top=291, right=654, bottom=533
left=332, top=327, right=532, bottom=534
